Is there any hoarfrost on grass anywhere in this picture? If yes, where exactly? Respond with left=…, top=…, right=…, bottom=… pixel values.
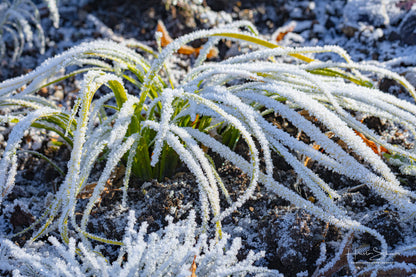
left=0, top=210, right=279, bottom=277
left=1, top=15, right=416, bottom=276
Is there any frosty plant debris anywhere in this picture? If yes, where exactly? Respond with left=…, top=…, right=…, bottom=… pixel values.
left=1, top=210, right=279, bottom=276
left=1, top=20, right=416, bottom=275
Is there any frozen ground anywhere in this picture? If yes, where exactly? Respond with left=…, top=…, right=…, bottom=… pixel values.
left=1, top=0, right=416, bottom=276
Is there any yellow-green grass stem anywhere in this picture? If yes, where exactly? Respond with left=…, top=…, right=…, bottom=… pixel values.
left=209, top=32, right=373, bottom=87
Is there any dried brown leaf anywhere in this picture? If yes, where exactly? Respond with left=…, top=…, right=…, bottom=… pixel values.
left=274, top=22, right=296, bottom=42
left=190, top=255, right=197, bottom=277
left=354, top=130, right=389, bottom=155
left=156, top=20, right=217, bottom=58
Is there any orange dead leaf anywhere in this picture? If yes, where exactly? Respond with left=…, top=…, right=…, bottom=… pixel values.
left=190, top=255, right=197, bottom=277
left=179, top=45, right=198, bottom=56
left=354, top=130, right=388, bottom=155
left=275, top=28, right=294, bottom=42
left=156, top=20, right=217, bottom=59
left=38, top=87, right=48, bottom=97
left=156, top=20, right=173, bottom=47
left=274, top=22, right=296, bottom=42
left=194, top=46, right=219, bottom=59
left=190, top=114, right=200, bottom=127
left=304, top=143, right=321, bottom=167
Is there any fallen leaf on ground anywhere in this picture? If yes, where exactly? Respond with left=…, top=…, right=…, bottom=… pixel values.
left=190, top=255, right=197, bottom=277
left=354, top=130, right=389, bottom=155
left=273, top=21, right=296, bottom=42
left=156, top=20, right=217, bottom=58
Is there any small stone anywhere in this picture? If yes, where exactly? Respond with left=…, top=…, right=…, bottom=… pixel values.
left=341, top=25, right=358, bottom=37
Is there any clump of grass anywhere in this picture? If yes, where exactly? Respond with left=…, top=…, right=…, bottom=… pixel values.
left=0, top=0, right=59, bottom=62
left=1, top=21, right=416, bottom=273
left=1, top=210, right=279, bottom=276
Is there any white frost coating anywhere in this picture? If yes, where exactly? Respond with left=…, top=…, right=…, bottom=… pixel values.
left=63, top=72, right=104, bottom=202
left=8, top=10, right=33, bottom=46
left=0, top=0, right=51, bottom=62
left=0, top=40, right=144, bottom=97
left=240, top=90, right=372, bottom=179
left=176, top=92, right=260, bottom=222
left=301, top=61, right=416, bottom=100
left=223, top=45, right=353, bottom=64
left=80, top=129, right=138, bottom=232
left=201, top=85, right=273, bottom=178
left=53, top=71, right=135, bottom=244
left=194, top=37, right=219, bottom=67
left=44, top=0, right=59, bottom=28
left=169, top=125, right=221, bottom=217
left=9, top=94, right=58, bottom=109
left=315, top=242, right=327, bottom=267
left=107, top=93, right=138, bottom=148
left=81, top=109, right=138, bottom=217
left=256, top=82, right=400, bottom=178
left=121, top=137, right=140, bottom=208
left=85, top=92, right=115, bottom=136
left=144, top=121, right=212, bottom=227
left=0, top=210, right=276, bottom=277
left=242, top=82, right=416, bottom=211
left=142, top=27, right=277, bottom=92
left=236, top=89, right=365, bottom=175
left=267, top=134, right=343, bottom=215
left=0, top=239, right=54, bottom=276
left=185, top=127, right=388, bottom=255
left=78, top=135, right=110, bottom=190
left=150, top=88, right=181, bottom=167
left=0, top=107, right=58, bottom=203
left=186, top=66, right=267, bottom=89
left=317, top=230, right=353, bottom=275
left=0, top=97, right=44, bottom=110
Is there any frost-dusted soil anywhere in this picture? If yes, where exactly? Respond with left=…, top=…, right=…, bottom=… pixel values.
left=2, top=0, right=416, bottom=276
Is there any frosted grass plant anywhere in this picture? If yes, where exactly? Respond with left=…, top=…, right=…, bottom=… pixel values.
left=0, top=0, right=59, bottom=62
left=1, top=21, right=416, bottom=273
left=0, top=211, right=279, bottom=276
